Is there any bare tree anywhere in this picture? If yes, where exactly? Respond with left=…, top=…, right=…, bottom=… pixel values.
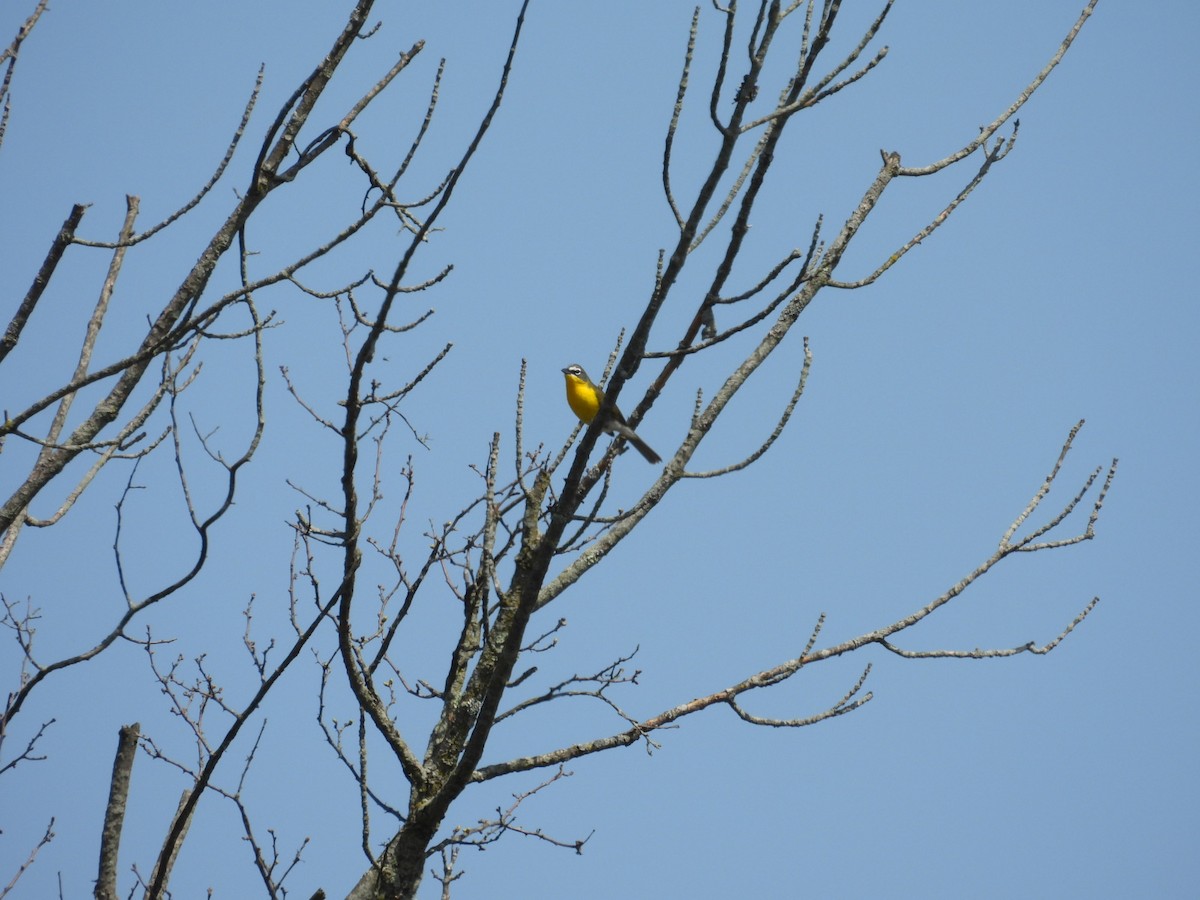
left=0, top=2, right=1113, bottom=899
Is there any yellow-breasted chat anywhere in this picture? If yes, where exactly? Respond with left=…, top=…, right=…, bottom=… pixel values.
left=561, top=363, right=661, bottom=464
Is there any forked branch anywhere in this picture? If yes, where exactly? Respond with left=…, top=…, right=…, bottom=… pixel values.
left=483, top=423, right=1113, bottom=782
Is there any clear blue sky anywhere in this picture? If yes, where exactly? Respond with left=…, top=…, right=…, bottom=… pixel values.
left=1, top=2, right=1196, bottom=898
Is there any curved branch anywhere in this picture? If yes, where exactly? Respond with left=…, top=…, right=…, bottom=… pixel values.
left=662, top=8, right=700, bottom=230
left=1, top=203, right=85, bottom=365
left=899, top=0, right=1098, bottom=176
left=828, top=130, right=1018, bottom=289
left=500, top=424, right=1112, bottom=781
left=684, top=335, right=811, bottom=477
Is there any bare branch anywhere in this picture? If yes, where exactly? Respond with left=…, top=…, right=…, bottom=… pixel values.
left=828, top=129, right=1019, bottom=289
left=684, top=336, right=812, bottom=477
left=145, top=570, right=357, bottom=899
left=899, top=0, right=1099, bottom=176
left=0, top=711, right=53, bottom=777
left=1, top=204, right=85, bottom=365
left=878, top=596, right=1100, bottom=659
left=663, top=8, right=701, bottom=229
left=94, top=723, right=139, bottom=900
left=0, top=817, right=54, bottom=900
left=728, top=664, right=873, bottom=727
left=0, top=0, right=50, bottom=152
left=71, top=72, right=264, bottom=249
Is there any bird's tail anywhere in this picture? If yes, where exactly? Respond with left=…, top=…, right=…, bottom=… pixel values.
left=613, top=423, right=662, bottom=465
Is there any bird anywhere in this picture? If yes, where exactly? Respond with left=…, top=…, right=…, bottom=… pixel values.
left=561, top=363, right=661, bottom=464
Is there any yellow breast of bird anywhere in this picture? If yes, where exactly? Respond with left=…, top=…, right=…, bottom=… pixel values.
left=565, top=374, right=603, bottom=423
